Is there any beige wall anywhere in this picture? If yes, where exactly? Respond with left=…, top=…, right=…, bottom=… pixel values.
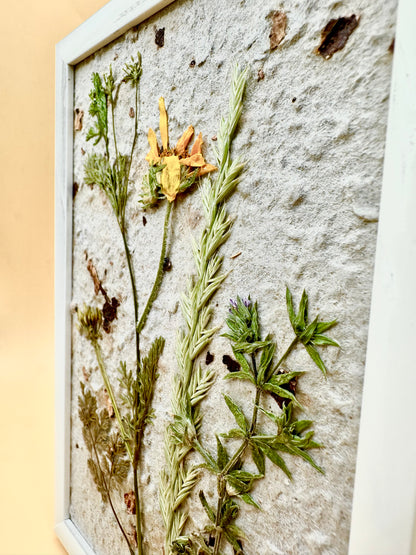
left=0, top=1, right=108, bottom=553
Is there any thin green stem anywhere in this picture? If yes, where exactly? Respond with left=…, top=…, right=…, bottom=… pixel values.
left=137, top=201, right=172, bottom=335
left=120, top=228, right=140, bottom=365
left=272, top=336, right=299, bottom=376
left=133, top=467, right=143, bottom=555
left=92, top=340, right=133, bottom=463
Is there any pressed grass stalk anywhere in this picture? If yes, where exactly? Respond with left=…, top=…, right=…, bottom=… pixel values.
left=159, top=66, right=248, bottom=554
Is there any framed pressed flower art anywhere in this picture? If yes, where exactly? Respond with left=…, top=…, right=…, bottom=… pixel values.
left=55, top=0, right=416, bottom=554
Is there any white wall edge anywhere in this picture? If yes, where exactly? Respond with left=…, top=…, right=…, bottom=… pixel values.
left=348, top=0, right=416, bottom=552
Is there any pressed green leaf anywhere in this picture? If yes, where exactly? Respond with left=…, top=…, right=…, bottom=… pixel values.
left=239, top=493, right=261, bottom=509
left=299, top=316, right=319, bottom=343
left=263, top=382, right=301, bottom=408
left=216, top=436, right=229, bottom=470
left=220, top=428, right=246, bottom=440
left=233, top=350, right=253, bottom=376
left=269, top=371, right=303, bottom=387
left=275, top=443, right=324, bottom=474
left=250, top=441, right=265, bottom=474
left=226, top=474, right=249, bottom=494
left=232, top=340, right=272, bottom=354
left=295, top=290, right=308, bottom=330
left=194, top=441, right=218, bottom=473
left=223, top=395, right=249, bottom=433
left=312, top=334, right=340, bottom=347
left=257, top=337, right=276, bottom=384
left=291, top=419, right=313, bottom=435
left=286, top=286, right=296, bottom=329
left=255, top=441, right=292, bottom=479
left=316, top=320, right=337, bottom=334
left=199, top=491, right=216, bottom=523
left=223, top=369, right=255, bottom=384
left=305, top=344, right=327, bottom=377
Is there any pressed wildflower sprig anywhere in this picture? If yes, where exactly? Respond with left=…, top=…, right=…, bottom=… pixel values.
left=80, top=54, right=169, bottom=555
left=184, top=292, right=338, bottom=554
left=160, top=66, right=248, bottom=555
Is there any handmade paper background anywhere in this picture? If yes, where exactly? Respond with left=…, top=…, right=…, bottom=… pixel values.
left=70, top=0, right=396, bottom=553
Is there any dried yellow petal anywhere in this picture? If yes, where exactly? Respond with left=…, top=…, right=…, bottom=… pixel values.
left=180, top=153, right=206, bottom=167
left=159, top=97, right=169, bottom=150
left=160, top=156, right=181, bottom=202
left=145, top=128, right=160, bottom=163
left=191, top=132, right=203, bottom=156
left=175, top=125, right=194, bottom=157
left=198, top=163, right=217, bottom=176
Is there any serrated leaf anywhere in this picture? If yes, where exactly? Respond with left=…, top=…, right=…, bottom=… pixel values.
left=305, top=344, right=327, bottom=377
left=223, top=395, right=249, bottom=433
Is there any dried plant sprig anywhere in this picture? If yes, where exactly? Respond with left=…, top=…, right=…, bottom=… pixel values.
left=82, top=55, right=170, bottom=555
left=78, top=383, right=134, bottom=555
left=187, top=292, right=338, bottom=554
left=160, top=66, right=248, bottom=554
left=78, top=306, right=133, bottom=461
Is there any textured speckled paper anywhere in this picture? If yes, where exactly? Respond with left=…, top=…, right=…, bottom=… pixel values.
left=70, top=0, right=397, bottom=552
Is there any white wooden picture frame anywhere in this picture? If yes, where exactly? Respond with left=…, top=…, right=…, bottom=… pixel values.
left=55, top=1, right=416, bottom=553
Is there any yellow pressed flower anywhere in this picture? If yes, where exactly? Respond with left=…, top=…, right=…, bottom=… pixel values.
left=145, top=97, right=217, bottom=202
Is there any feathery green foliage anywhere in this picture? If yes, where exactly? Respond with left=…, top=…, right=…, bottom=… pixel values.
left=186, top=292, right=338, bottom=554
left=160, top=66, right=248, bottom=554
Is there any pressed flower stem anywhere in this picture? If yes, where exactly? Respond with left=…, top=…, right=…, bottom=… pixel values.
left=92, top=339, right=133, bottom=462
left=88, top=428, right=135, bottom=555
left=137, top=201, right=173, bottom=335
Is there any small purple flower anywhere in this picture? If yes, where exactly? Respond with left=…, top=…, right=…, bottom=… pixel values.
left=229, top=299, right=238, bottom=310
left=243, top=298, right=251, bottom=308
